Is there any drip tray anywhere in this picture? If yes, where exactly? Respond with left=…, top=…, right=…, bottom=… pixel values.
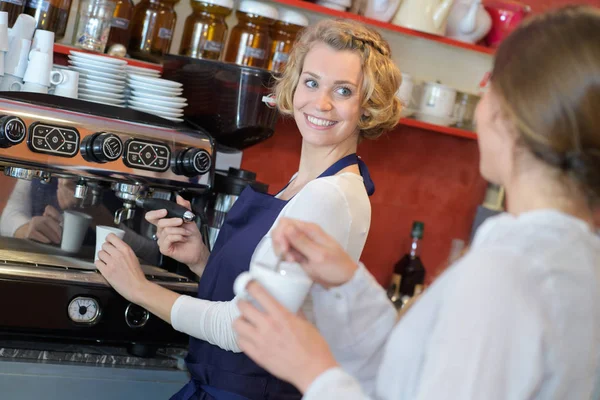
left=0, top=237, right=188, bottom=281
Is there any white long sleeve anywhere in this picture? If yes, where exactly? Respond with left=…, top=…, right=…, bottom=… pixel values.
left=170, top=173, right=371, bottom=353
left=0, top=179, right=32, bottom=237
left=305, top=210, right=600, bottom=400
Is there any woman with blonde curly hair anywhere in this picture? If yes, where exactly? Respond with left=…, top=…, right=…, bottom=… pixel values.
left=95, top=18, right=402, bottom=400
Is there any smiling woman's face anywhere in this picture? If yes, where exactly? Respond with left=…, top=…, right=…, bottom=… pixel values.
left=293, top=42, right=364, bottom=148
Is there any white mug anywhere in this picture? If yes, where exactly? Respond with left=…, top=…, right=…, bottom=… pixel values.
left=61, top=211, right=92, bottom=253
left=0, top=12, right=8, bottom=52
left=95, top=226, right=125, bottom=262
left=0, top=74, right=24, bottom=91
left=23, top=51, right=63, bottom=87
left=18, top=81, right=49, bottom=93
left=418, top=81, right=458, bottom=118
left=396, top=72, right=415, bottom=108
left=4, top=38, right=31, bottom=78
left=30, top=29, right=54, bottom=58
left=233, top=261, right=313, bottom=313
left=52, top=69, right=79, bottom=98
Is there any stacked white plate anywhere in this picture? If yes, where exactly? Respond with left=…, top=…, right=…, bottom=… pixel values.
left=126, top=73, right=186, bottom=122
left=126, top=65, right=161, bottom=78
left=68, top=51, right=127, bottom=107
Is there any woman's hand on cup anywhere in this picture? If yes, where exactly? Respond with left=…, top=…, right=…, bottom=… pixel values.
left=145, top=195, right=208, bottom=273
left=95, top=233, right=149, bottom=304
left=233, top=281, right=338, bottom=394
left=272, top=218, right=358, bottom=289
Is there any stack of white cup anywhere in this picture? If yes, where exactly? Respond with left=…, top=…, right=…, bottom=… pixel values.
left=0, top=13, right=78, bottom=98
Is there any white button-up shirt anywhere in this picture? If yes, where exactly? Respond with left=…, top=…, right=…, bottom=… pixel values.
left=306, top=210, right=600, bottom=400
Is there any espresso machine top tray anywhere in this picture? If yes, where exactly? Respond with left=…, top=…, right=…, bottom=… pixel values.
left=0, top=92, right=188, bottom=130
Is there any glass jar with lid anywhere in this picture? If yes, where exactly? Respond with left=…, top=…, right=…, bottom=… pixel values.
left=72, top=0, right=117, bottom=53
left=105, top=0, right=134, bottom=56
left=224, top=0, right=278, bottom=69
left=179, top=0, right=233, bottom=60
left=267, top=8, right=308, bottom=73
left=128, top=0, right=178, bottom=63
left=24, top=0, right=74, bottom=40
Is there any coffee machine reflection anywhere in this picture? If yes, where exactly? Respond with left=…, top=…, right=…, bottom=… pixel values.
left=206, top=167, right=268, bottom=249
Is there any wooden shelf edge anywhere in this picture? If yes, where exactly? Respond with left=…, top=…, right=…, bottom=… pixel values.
left=270, top=0, right=495, bottom=56
left=399, top=118, right=478, bottom=140
left=54, top=44, right=164, bottom=72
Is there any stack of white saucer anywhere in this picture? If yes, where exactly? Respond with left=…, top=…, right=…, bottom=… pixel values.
left=126, top=73, right=187, bottom=122
left=68, top=50, right=127, bottom=107
left=125, top=65, right=161, bottom=78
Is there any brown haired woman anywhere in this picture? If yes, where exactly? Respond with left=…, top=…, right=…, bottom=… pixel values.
left=95, top=19, right=402, bottom=400
left=233, top=6, right=600, bottom=399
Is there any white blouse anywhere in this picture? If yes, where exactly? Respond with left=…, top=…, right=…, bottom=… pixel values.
left=305, top=210, right=600, bottom=400
left=171, top=173, right=372, bottom=352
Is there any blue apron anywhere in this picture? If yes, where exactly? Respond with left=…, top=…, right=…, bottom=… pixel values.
left=171, top=154, right=374, bottom=400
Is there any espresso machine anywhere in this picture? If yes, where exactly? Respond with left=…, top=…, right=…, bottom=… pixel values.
left=0, top=92, right=214, bottom=356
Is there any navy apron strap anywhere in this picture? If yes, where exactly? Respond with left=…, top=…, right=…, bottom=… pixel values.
left=318, top=153, right=375, bottom=196
left=357, top=157, right=375, bottom=196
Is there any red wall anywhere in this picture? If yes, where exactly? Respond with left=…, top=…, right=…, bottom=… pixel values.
left=241, top=0, right=600, bottom=287
left=242, top=120, right=486, bottom=285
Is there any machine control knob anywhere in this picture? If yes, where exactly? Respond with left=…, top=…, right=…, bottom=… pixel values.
left=0, top=115, right=26, bottom=148
left=173, top=148, right=212, bottom=177
left=125, top=303, right=150, bottom=328
left=81, top=132, right=123, bottom=163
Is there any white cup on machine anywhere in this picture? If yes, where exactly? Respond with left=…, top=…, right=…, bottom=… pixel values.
left=52, top=69, right=79, bottom=98
left=15, top=50, right=64, bottom=93
left=61, top=210, right=92, bottom=253
left=30, top=29, right=54, bottom=59
left=233, top=261, right=313, bottom=313
left=1, top=38, right=31, bottom=90
left=95, top=226, right=125, bottom=262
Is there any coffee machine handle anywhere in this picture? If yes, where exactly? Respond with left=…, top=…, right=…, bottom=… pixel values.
left=135, top=198, right=197, bottom=223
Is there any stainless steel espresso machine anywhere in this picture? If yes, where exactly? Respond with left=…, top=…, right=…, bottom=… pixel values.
left=0, top=92, right=214, bottom=357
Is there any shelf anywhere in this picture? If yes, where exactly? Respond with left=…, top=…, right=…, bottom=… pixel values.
left=399, top=118, right=477, bottom=140
left=269, top=0, right=495, bottom=56
left=54, top=44, right=163, bottom=72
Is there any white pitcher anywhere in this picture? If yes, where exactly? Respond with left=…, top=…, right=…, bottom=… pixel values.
left=446, top=0, right=492, bottom=43
left=392, top=0, right=455, bottom=36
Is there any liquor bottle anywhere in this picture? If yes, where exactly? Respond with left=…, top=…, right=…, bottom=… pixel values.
left=388, top=221, right=426, bottom=309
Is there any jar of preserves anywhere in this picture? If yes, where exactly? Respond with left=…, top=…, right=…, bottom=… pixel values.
left=105, top=0, right=134, bottom=56
left=128, top=0, right=178, bottom=63
left=224, top=0, right=278, bottom=69
left=179, top=0, right=233, bottom=60
left=24, top=0, right=74, bottom=40
left=267, top=8, right=308, bottom=73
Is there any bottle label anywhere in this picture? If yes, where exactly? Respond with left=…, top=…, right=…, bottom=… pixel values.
left=6, top=0, right=25, bottom=6
left=202, top=40, right=223, bottom=53
left=111, top=17, right=130, bottom=30
left=25, top=0, right=47, bottom=10
left=244, top=47, right=266, bottom=60
left=158, top=28, right=173, bottom=40
left=272, top=51, right=289, bottom=64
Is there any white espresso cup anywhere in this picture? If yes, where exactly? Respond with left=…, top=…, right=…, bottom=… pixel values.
left=233, top=261, right=313, bottom=313
left=22, top=51, right=63, bottom=87
left=52, top=69, right=79, bottom=98
left=61, top=210, right=92, bottom=253
left=95, top=226, right=125, bottom=262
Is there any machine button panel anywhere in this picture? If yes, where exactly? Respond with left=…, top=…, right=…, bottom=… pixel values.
left=124, top=139, right=170, bottom=172
left=28, top=122, right=80, bottom=157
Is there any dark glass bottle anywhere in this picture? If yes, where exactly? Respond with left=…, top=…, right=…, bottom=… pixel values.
left=1, top=0, right=27, bottom=27
left=105, top=0, right=134, bottom=56
left=128, top=0, right=178, bottom=63
left=24, top=0, right=73, bottom=39
left=388, top=221, right=426, bottom=309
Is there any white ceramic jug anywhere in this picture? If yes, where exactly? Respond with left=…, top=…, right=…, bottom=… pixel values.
left=446, top=0, right=492, bottom=43
left=392, top=0, right=455, bottom=36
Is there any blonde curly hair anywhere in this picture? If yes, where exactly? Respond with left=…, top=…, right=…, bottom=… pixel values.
left=274, top=19, right=402, bottom=140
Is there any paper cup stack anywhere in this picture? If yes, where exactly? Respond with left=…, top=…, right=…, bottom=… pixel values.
left=126, top=73, right=187, bottom=122
left=68, top=50, right=127, bottom=107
